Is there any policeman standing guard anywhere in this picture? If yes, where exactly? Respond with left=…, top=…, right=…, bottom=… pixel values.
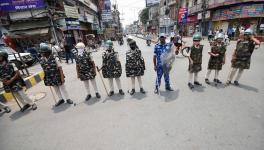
left=101, top=40, right=125, bottom=96
left=153, top=33, right=174, bottom=93
left=74, top=41, right=101, bottom=101
left=39, top=43, right=73, bottom=107
left=205, top=33, right=226, bottom=85
left=126, top=40, right=146, bottom=95
left=226, top=29, right=260, bottom=86
left=0, top=51, right=37, bottom=112
left=186, top=33, right=203, bottom=89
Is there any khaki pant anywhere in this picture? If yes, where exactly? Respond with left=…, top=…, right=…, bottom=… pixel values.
left=53, top=85, right=70, bottom=100
left=13, top=90, right=34, bottom=106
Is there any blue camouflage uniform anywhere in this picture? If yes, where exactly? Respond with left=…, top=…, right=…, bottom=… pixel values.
left=154, top=42, right=172, bottom=88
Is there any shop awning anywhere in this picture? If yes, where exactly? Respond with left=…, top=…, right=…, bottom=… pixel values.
left=9, top=28, right=49, bottom=38
left=9, top=20, right=50, bottom=32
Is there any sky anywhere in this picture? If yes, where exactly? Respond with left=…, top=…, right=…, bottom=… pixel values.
left=114, top=0, right=146, bottom=27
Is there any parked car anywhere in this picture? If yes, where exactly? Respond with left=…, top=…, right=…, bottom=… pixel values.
left=0, top=44, right=35, bottom=67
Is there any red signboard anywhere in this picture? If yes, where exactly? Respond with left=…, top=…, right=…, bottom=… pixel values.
left=178, top=7, right=188, bottom=24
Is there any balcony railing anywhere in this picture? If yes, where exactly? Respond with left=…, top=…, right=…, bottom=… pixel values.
left=208, top=0, right=262, bottom=9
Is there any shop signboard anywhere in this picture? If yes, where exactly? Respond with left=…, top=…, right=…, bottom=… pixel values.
left=213, top=4, right=264, bottom=21
left=178, top=7, right=188, bottom=24
left=101, top=0, right=112, bottom=22
left=146, top=0, right=160, bottom=7
left=65, top=18, right=80, bottom=30
left=0, top=0, right=45, bottom=12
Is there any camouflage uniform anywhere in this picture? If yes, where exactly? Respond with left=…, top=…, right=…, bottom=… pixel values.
left=39, top=56, right=63, bottom=86
left=232, top=40, right=255, bottom=69
left=75, top=51, right=96, bottom=81
left=208, top=43, right=226, bottom=70
left=188, top=45, right=203, bottom=73
left=0, top=63, right=25, bottom=92
left=102, top=50, right=122, bottom=78
left=125, top=49, right=145, bottom=77
left=0, top=61, right=35, bottom=110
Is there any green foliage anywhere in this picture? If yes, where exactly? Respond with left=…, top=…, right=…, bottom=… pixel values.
left=140, top=8, right=149, bottom=25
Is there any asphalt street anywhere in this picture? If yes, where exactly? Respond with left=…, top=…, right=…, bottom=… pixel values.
left=0, top=36, right=264, bottom=150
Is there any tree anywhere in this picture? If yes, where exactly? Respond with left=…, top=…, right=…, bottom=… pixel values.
left=140, top=8, right=149, bottom=25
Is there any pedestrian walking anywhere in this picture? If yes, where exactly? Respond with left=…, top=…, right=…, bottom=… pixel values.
left=0, top=51, right=37, bottom=112
left=186, top=32, right=203, bottom=89
left=205, top=33, right=226, bottom=85
left=64, top=42, right=74, bottom=64
left=38, top=43, right=73, bottom=107
left=226, top=29, right=261, bottom=86
left=74, top=41, right=101, bottom=101
left=153, top=33, right=174, bottom=94
left=126, top=39, right=146, bottom=95
left=101, top=40, right=125, bottom=96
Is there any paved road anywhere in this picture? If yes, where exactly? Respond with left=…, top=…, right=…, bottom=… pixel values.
left=0, top=37, right=264, bottom=150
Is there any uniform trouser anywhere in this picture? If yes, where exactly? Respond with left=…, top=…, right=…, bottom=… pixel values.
left=156, top=66, right=170, bottom=88
left=188, top=72, right=199, bottom=84
left=108, top=78, right=122, bottom=91
left=52, top=84, right=70, bottom=100
left=131, top=76, right=143, bottom=89
left=0, top=101, right=8, bottom=109
left=13, top=90, right=34, bottom=106
left=205, top=70, right=220, bottom=79
left=227, top=67, right=244, bottom=82
left=83, top=79, right=99, bottom=95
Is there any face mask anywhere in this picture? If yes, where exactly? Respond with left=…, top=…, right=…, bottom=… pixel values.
left=77, top=48, right=85, bottom=56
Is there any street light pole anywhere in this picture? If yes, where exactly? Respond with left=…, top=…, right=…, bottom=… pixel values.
left=48, top=8, right=59, bottom=45
left=201, top=0, right=207, bottom=36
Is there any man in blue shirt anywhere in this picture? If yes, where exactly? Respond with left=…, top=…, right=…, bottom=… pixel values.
left=153, top=33, right=173, bottom=93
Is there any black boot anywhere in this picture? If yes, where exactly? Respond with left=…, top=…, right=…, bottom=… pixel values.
left=205, top=78, right=210, bottom=84
left=165, top=86, right=174, bottom=91
left=109, top=91, right=114, bottom=97
left=31, top=104, right=37, bottom=111
left=216, top=79, right=222, bottom=84
left=55, top=99, right=65, bottom=107
left=154, top=87, right=159, bottom=94
left=140, top=88, right=146, bottom=94
left=234, top=80, right=239, bottom=86
left=66, top=99, right=73, bottom=104
left=188, top=82, right=194, bottom=89
left=119, top=89, right=125, bottom=95
left=21, top=104, right=31, bottom=112
left=194, top=81, right=202, bottom=86
left=86, top=95, right=92, bottom=101
left=4, top=106, right=11, bottom=113
left=130, top=89, right=135, bottom=95
left=96, top=93, right=101, bottom=99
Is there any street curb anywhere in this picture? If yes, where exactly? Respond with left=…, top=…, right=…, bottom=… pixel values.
left=0, top=71, right=44, bottom=103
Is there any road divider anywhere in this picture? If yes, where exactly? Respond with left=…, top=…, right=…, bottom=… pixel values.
left=0, top=71, right=44, bottom=103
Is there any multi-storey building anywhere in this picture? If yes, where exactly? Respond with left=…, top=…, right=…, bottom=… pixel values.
left=0, top=0, right=100, bottom=51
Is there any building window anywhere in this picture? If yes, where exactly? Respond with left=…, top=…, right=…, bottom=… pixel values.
left=193, top=0, right=198, bottom=5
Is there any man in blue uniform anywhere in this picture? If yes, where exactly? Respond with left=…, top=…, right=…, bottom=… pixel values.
left=153, top=33, right=173, bottom=93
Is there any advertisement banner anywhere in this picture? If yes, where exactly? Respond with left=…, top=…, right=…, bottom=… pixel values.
left=65, top=18, right=80, bottom=30
left=212, top=4, right=264, bottom=21
left=101, top=0, right=112, bottom=22
left=0, top=0, right=45, bottom=12
left=178, top=8, right=188, bottom=24
left=146, top=0, right=160, bottom=7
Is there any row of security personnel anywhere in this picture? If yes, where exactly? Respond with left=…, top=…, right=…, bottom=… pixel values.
left=0, top=38, right=145, bottom=113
